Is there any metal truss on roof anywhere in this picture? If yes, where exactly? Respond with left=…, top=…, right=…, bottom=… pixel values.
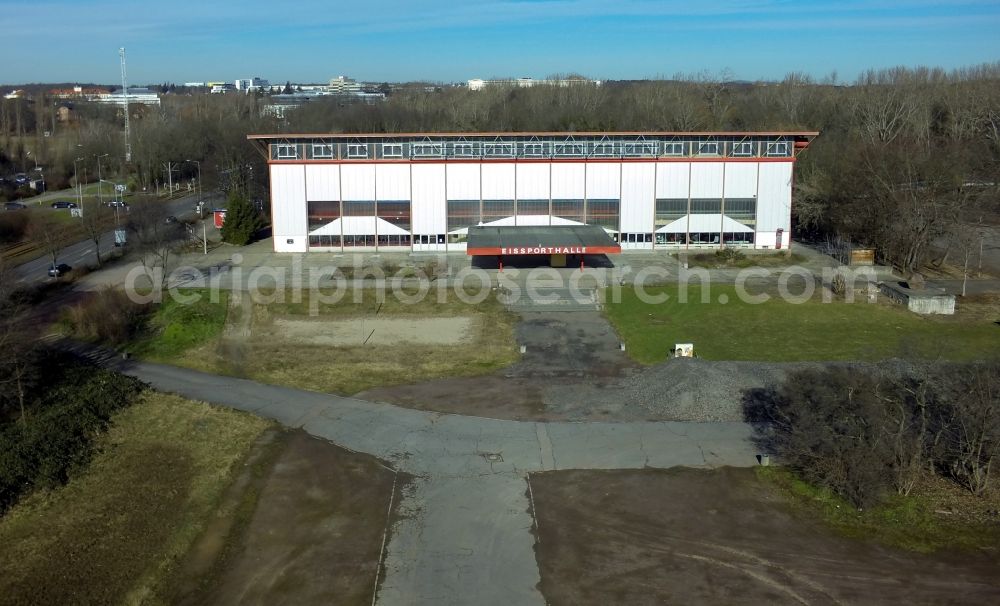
left=252, top=132, right=816, bottom=162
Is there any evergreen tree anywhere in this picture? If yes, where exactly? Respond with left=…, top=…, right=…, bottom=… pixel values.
left=220, top=189, right=264, bottom=245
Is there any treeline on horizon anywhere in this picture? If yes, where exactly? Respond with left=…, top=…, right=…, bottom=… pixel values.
left=2, top=62, right=999, bottom=273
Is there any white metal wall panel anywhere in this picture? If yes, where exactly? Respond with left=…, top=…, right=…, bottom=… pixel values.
left=481, top=163, right=515, bottom=200
left=340, top=164, right=375, bottom=201
left=585, top=163, right=620, bottom=199
left=690, top=162, right=724, bottom=198
left=270, top=164, right=308, bottom=252
left=550, top=163, right=585, bottom=199
left=375, top=164, right=410, bottom=200
left=723, top=162, right=758, bottom=199
left=756, top=161, right=793, bottom=249
left=446, top=164, right=480, bottom=200
left=304, top=164, right=340, bottom=201
left=619, top=162, right=656, bottom=233
left=410, top=163, right=447, bottom=235
left=515, top=163, right=550, bottom=200
left=655, top=162, right=689, bottom=199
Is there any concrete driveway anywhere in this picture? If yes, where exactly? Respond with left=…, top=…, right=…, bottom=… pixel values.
left=111, top=359, right=756, bottom=606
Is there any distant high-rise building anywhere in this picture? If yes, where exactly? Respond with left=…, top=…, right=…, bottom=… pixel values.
left=235, top=77, right=270, bottom=92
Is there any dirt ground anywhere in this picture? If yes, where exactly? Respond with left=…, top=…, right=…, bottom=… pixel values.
left=357, top=310, right=639, bottom=419
left=271, top=316, right=474, bottom=346
left=529, top=468, right=1000, bottom=606
left=167, top=430, right=398, bottom=606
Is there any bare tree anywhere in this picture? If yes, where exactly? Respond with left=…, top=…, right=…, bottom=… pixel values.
left=935, top=363, right=1000, bottom=496
left=79, top=198, right=113, bottom=268
left=127, top=200, right=185, bottom=288
left=852, top=69, right=919, bottom=145
left=949, top=221, right=985, bottom=296
left=27, top=213, right=71, bottom=268
left=878, top=370, right=936, bottom=496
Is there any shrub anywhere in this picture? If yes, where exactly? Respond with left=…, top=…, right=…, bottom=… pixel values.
left=745, top=367, right=896, bottom=508
left=746, top=363, right=1000, bottom=507
left=932, top=363, right=1000, bottom=496
left=63, top=288, right=151, bottom=346
left=0, top=355, right=145, bottom=513
left=715, top=247, right=747, bottom=264
left=0, top=212, right=29, bottom=243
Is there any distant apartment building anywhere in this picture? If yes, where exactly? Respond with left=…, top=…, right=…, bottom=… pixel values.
left=49, top=85, right=111, bottom=100
left=235, top=77, right=270, bottom=92
left=327, top=75, right=361, bottom=95
left=467, top=77, right=602, bottom=91
left=211, top=83, right=236, bottom=94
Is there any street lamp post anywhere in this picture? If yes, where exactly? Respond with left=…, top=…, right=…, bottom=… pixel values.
left=100, top=179, right=122, bottom=226
left=73, top=157, right=84, bottom=207
left=185, top=159, right=206, bottom=254
left=95, top=153, right=109, bottom=207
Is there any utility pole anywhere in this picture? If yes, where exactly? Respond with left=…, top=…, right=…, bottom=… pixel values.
left=163, top=161, right=177, bottom=194
left=119, top=48, right=131, bottom=163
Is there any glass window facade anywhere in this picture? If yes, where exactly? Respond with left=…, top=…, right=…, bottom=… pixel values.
left=697, top=142, right=719, bottom=155
left=724, top=198, right=756, bottom=228
left=447, top=200, right=480, bottom=241
left=586, top=199, right=619, bottom=231
left=690, top=198, right=722, bottom=214
left=483, top=199, right=515, bottom=222
left=552, top=199, right=584, bottom=223
left=378, top=200, right=411, bottom=231
left=655, top=198, right=687, bottom=227
left=517, top=200, right=549, bottom=215
left=343, top=200, right=375, bottom=216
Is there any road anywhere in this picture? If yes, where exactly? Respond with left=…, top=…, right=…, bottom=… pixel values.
left=67, top=354, right=755, bottom=606
left=12, top=192, right=216, bottom=287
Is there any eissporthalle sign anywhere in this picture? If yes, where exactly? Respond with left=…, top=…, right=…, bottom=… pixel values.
left=499, top=246, right=587, bottom=255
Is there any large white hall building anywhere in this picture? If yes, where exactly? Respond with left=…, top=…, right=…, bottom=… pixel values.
left=248, top=131, right=817, bottom=254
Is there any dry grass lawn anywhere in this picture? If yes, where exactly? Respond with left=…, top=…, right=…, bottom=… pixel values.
left=171, top=288, right=520, bottom=395
left=0, top=393, right=271, bottom=605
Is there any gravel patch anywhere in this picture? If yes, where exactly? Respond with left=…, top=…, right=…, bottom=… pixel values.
left=555, top=358, right=919, bottom=422
left=612, top=359, right=821, bottom=422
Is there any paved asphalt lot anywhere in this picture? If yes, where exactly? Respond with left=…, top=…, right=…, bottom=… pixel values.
left=108, top=358, right=755, bottom=606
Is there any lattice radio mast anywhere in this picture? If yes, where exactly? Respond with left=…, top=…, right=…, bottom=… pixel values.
left=119, top=47, right=132, bottom=163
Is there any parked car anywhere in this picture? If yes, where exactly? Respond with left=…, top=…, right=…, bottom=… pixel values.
left=165, top=215, right=178, bottom=224
left=4, top=201, right=26, bottom=210
left=13, top=173, right=29, bottom=186
left=48, top=263, right=72, bottom=278
left=51, top=200, right=78, bottom=209
left=107, top=200, right=128, bottom=208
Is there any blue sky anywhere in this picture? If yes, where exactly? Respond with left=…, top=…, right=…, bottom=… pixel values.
left=1, top=0, right=998, bottom=85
